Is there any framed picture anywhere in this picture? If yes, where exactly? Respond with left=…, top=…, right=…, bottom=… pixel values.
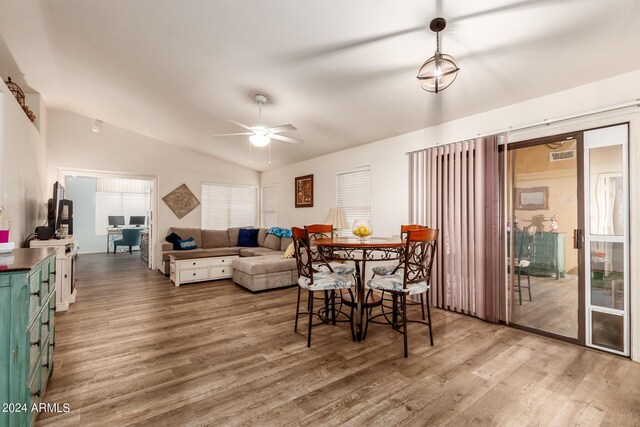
left=515, top=186, right=549, bottom=210
left=295, top=174, right=314, bottom=208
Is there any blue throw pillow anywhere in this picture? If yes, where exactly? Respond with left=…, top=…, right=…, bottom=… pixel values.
left=267, top=227, right=292, bottom=238
left=178, top=237, right=197, bottom=250
left=238, top=228, right=260, bottom=248
left=238, top=228, right=259, bottom=247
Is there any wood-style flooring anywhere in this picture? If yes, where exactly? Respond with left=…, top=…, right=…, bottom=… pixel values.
left=37, top=253, right=640, bottom=426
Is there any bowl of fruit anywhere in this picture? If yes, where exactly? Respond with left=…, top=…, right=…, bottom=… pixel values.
left=352, top=220, right=372, bottom=241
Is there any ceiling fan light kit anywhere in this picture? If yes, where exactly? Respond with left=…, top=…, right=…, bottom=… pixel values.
left=212, top=94, right=302, bottom=165
left=417, top=18, right=459, bottom=94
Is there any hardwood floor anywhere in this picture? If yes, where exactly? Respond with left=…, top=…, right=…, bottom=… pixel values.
left=37, top=253, right=640, bottom=426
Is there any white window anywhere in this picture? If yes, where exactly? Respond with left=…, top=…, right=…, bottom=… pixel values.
left=202, top=183, right=257, bottom=229
left=337, top=166, right=370, bottom=228
left=261, top=184, right=277, bottom=228
left=95, top=178, right=151, bottom=235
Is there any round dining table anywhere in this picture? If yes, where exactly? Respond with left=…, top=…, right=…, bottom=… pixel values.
left=314, top=236, right=406, bottom=341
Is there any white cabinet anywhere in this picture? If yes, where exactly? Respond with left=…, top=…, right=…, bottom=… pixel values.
left=170, top=255, right=238, bottom=287
left=29, top=237, right=78, bottom=311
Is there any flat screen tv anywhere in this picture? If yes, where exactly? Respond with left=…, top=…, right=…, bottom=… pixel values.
left=48, top=181, right=65, bottom=231
left=129, top=216, right=146, bottom=226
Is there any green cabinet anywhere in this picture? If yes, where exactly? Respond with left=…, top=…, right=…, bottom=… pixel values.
left=0, top=249, right=57, bottom=427
left=514, top=231, right=566, bottom=279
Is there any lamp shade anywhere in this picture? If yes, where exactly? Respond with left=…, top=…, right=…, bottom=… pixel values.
left=325, top=207, right=348, bottom=229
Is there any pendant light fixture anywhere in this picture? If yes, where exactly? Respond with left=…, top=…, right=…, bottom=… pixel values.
left=417, top=18, right=459, bottom=93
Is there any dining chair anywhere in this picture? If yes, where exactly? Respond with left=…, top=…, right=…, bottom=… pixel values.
left=113, top=228, right=142, bottom=254
left=513, top=225, right=536, bottom=305
left=292, top=227, right=355, bottom=347
left=365, top=228, right=438, bottom=357
left=370, top=224, right=428, bottom=321
left=305, top=224, right=355, bottom=276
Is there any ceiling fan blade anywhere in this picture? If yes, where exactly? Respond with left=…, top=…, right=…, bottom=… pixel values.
left=212, top=132, right=253, bottom=137
left=227, top=119, right=253, bottom=131
left=272, top=134, right=302, bottom=144
left=268, top=124, right=297, bottom=133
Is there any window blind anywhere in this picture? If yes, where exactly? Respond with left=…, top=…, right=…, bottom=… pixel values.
left=261, top=185, right=277, bottom=228
left=95, top=193, right=149, bottom=235
left=337, top=166, right=370, bottom=228
left=201, top=183, right=257, bottom=230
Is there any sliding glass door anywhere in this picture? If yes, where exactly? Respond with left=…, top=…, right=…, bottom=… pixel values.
left=505, top=123, right=629, bottom=356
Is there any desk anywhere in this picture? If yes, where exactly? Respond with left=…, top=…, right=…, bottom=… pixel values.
left=314, top=237, right=405, bottom=341
left=106, top=227, right=147, bottom=253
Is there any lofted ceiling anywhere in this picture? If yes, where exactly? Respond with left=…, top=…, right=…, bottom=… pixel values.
left=1, top=0, right=640, bottom=170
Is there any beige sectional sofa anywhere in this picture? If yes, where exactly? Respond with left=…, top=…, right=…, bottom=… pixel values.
left=160, top=226, right=296, bottom=292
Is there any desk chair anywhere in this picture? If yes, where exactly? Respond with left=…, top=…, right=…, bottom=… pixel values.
left=113, top=228, right=142, bottom=254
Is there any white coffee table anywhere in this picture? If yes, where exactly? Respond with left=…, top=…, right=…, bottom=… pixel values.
left=169, top=254, right=239, bottom=286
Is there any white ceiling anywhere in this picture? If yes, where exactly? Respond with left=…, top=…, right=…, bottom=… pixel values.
left=1, top=0, right=640, bottom=170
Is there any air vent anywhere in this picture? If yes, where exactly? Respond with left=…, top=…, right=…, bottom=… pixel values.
left=549, top=149, right=576, bottom=162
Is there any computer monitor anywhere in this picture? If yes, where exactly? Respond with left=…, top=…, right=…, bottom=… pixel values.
left=129, top=216, right=146, bottom=227
left=108, top=216, right=125, bottom=228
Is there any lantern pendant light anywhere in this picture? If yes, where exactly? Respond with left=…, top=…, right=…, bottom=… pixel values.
left=417, top=18, right=459, bottom=93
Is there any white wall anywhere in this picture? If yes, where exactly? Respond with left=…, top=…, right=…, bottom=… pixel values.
left=0, top=80, right=47, bottom=246
left=46, top=110, right=260, bottom=265
left=261, top=70, right=640, bottom=238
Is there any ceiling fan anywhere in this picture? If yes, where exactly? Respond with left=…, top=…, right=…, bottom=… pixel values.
left=213, top=94, right=303, bottom=147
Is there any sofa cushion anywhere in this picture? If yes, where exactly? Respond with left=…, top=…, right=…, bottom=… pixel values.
left=201, top=229, right=230, bottom=248
left=257, top=228, right=268, bottom=247
left=263, top=233, right=281, bottom=251
left=162, top=247, right=241, bottom=262
left=239, top=247, right=279, bottom=257
left=232, top=255, right=297, bottom=275
left=280, top=237, right=293, bottom=251
left=228, top=226, right=254, bottom=246
left=238, top=228, right=259, bottom=247
left=168, top=227, right=202, bottom=248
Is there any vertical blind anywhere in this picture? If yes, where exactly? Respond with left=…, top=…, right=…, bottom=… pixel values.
left=95, top=178, right=151, bottom=235
left=337, top=166, right=370, bottom=228
left=261, top=185, right=277, bottom=228
left=201, top=183, right=257, bottom=230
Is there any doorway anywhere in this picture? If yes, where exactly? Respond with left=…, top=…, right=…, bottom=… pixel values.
left=505, top=123, right=629, bottom=356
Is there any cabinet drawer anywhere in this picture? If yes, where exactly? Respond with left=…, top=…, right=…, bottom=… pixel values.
left=41, top=269, right=51, bottom=302
left=29, top=367, right=42, bottom=425
left=41, top=338, right=51, bottom=397
left=29, top=272, right=41, bottom=321
left=179, top=268, right=209, bottom=282
left=211, top=256, right=236, bottom=267
left=49, top=294, right=56, bottom=329
left=41, top=302, right=51, bottom=342
left=28, top=315, right=42, bottom=376
left=210, top=266, right=231, bottom=278
left=181, top=259, right=209, bottom=269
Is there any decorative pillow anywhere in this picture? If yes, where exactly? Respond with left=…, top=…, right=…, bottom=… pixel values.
left=282, top=242, right=295, bottom=259
left=166, top=232, right=183, bottom=250
left=178, top=237, right=197, bottom=250
left=267, top=227, right=292, bottom=238
left=238, top=228, right=259, bottom=247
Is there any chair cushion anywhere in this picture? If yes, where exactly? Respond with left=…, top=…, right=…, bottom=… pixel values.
left=372, top=264, right=401, bottom=276
left=201, top=229, right=230, bottom=248
left=263, top=234, right=281, bottom=251
left=298, top=273, right=352, bottom=291
left=238, top=228, right=260, bottom=247
left=366, top=274, right=429, bottom=295
left=317, top=262, right=355, bottom=275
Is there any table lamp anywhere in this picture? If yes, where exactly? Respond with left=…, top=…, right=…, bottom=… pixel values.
left=325, top=207, right=348, bottom=233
